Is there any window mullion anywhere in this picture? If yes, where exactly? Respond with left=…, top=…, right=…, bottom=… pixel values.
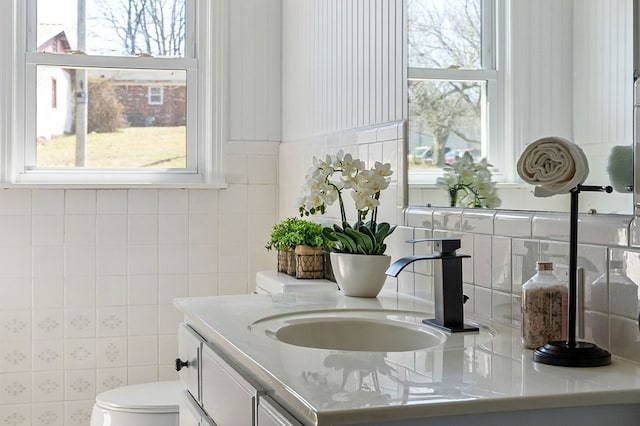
left=26, top=53, right=197, bottom=71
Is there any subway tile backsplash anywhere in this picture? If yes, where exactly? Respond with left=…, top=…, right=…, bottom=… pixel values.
left=401, top=206, right=640, bottom=364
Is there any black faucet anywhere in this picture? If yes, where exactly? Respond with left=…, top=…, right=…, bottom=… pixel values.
left=385, top=238, right=478, bottom=333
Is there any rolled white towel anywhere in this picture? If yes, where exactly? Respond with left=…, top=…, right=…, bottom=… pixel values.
left=516, top=136, right=589, bottom=197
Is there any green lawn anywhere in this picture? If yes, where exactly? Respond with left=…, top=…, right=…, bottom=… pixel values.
left=38, top=126, right=186, bottom=168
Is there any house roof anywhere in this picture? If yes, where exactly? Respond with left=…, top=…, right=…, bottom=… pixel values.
left=99, top=69, right=187, bottom=84
left=37, top=24, right=72, bottom=51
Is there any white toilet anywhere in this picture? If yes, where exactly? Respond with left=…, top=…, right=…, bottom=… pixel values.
left=90, top=380, right=182, bottom=426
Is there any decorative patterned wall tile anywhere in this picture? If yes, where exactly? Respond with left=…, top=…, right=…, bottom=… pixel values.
left=64, top=370, right=95, bottom=401
left=0, top=311, right=30, bottom=340
left=96, top=368, right=127, bottom=394
left=0, top=372, right=31, bottom=403
left=96, top=337, right=127, bottom=368
left=65, top=339, right=96, bottom=370
left=64, top=308, right=95, bottom=338
left=32, top=402, right=64, bottom=426
left=64, top=400, right=94, bottom=426
left=0, top=404, right=30, bottom=426
left=96, top=307, right=127, bottom=337
left=0, top=340, right=30, bottom=373
left=32, top=340, right=63, bottom=371
left=32, top=371, right=64, bottom=402
left=32, top=310, right=63, bottom=339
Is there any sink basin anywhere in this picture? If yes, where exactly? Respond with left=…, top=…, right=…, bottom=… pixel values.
left=274, top=317, right=444, bottom=351
left=251, top=309, right=450, bottom=352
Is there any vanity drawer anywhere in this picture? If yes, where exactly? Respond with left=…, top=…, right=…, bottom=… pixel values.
left=178, top=323, right=203, bottom=401
left=201, top=343, right=259, bottom=426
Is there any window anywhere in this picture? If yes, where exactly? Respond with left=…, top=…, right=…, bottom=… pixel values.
left=407, top=0, right=502, bottom=185
left=148, top=87, right=164, bottom=105
left=3, top=0, right=226, bottom=186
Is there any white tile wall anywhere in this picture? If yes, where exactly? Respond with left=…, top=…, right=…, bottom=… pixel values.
left=0, top=141, right=278, bottom=425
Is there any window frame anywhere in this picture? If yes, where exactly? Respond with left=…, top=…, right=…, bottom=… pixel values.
left=1, top=0, right=227, bottom=188
left=407, top=0, right=512, bottom=184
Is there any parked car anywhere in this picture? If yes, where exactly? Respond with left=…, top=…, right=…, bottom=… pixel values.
left=444, top=148, right=482, bottom=165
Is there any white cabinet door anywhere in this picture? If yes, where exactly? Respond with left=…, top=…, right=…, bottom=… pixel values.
left=178, top=323, right=203, bottom=401
left=257, top=396, right=302, bottom=426
left=201, top=343, right=258, bottom=426
left=180, top=390, right=219, bottom=426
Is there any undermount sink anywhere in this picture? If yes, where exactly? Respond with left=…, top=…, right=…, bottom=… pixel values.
left=250, top=309, right=452, bottom=352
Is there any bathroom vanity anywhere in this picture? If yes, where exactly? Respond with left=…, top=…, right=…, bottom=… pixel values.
left=175, top=290, right=640, bottom=426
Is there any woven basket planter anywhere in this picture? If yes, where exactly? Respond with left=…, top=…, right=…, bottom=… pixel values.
left=294, top=245, right=324, bottom=279
left=277, top=249, right=297, bottom=276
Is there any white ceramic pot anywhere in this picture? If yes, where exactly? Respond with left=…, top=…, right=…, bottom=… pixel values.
left=329, top=252, right=391, bottom=297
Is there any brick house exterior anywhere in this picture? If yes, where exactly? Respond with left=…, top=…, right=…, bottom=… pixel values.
left=109, top=72, right=187, bottom=127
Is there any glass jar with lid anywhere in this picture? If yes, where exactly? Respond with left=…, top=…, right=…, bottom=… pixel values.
left=521, top=261, right=568, bottom=349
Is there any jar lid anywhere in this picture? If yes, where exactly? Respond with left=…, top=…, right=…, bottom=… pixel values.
left=536, top=261, right=553, bottom=271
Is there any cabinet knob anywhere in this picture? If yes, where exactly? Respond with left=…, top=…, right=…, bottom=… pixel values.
left=175, top=358, right=190, bottom=371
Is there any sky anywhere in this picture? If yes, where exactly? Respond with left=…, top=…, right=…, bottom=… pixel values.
left=37, top=0, right=80, bottom=48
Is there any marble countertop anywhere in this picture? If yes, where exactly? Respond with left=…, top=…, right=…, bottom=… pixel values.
left=174, top=290, right=640, bottom=425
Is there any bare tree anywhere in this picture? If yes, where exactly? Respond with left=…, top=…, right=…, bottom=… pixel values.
left=92, top=0, right=185, bottom=56
left=408, top=0, right=482, bottom=167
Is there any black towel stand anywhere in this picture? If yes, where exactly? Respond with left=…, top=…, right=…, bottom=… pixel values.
left=532, top=184, right=613, bottom=367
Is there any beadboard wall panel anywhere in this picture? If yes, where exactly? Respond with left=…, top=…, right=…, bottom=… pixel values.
left=282, top=0, right=406, bottom=141
left=228, top=0, right=282, bottom=142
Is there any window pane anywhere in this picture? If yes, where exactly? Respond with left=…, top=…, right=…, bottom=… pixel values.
left=36, top=66, right=187, bottom=169
left=407, top=79, right=485, bottom=172
left=37, top=0, right=186, bottom=57
left=407, top=0, right=483, bottom=69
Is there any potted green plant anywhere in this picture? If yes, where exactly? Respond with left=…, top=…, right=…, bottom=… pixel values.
left=265, top=217, right=326, bottom=278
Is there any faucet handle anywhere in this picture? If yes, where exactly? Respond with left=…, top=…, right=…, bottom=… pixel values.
left=406, top=238, right=461, bottom=254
